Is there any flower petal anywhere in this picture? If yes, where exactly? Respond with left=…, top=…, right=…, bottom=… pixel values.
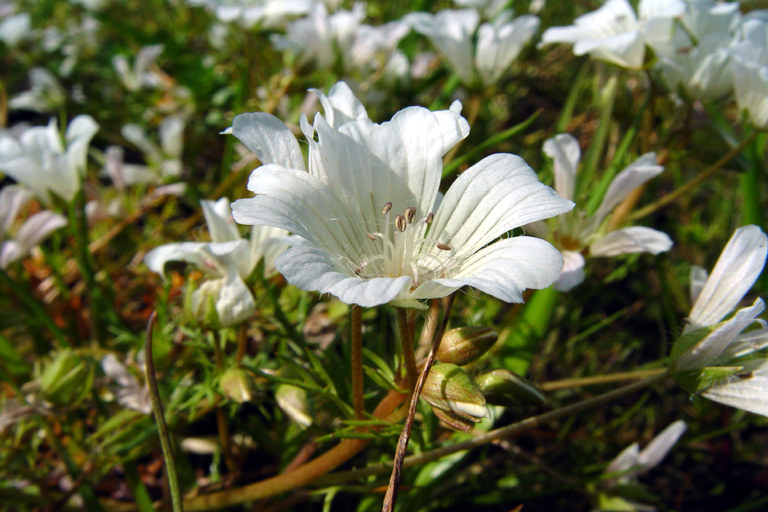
left=689, top=265, right=708, bottom=305
left=431, top=153, right=574, bottom=261
left=701, top=358, right=768, bottom=417
left=636, top=420, right=687, bottom=470
left=589, top=226, right=673, bottom=256
left=229, top=112, right=306, bottom=170
left=554, top=250, right=585, bottom=292
left=14, top=210, right=67, bottom=254
left=689, top=225, right=768, bottom=327
left=593, top=153, right=663, bottom=225
left=201, top=198, right=240, bottom=244
left=309, top=81, right=369, bottom=129
left=0, top=185, right=31, bottom=239
left=678, top=298, right=765, bottom=370
left=275, top=244, right=412, bottom=307
left=543, top=133, right=580, bottom=201
left=411, top=236, right=564, bottom=303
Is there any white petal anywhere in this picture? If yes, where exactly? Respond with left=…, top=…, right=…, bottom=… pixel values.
left=14, top=210, right=67, bottom=254
left=408, top=9, right=480, bottom=85
left=689, top=225, right=768, bottom=327
left=0, top=241, right=22, bottom=269
left=249, top=224, right=292, bottom=275
left=637, top=420, right=687, bottom=470
left=678, top=299, right=765, bottom=370
left=577, top=30, right=645, bottom=69
left=275, top=244, right=412, bottom=307
left=554, top=250, right=585, bottom=292
left=475, top=15, right=539, bottom=85
left=216, top=271, right=256, bottom=326
left=201, top=198, right=240, bottom=243
left=701, top=359, right=768, bottom=417
left=0, top=185, right=31, bottom=239
left=229, top=112, right=306, bottom=170
left=606, top=443, right=640, bottom=475
left=144, top=242, right=216, bottom=277
left=309, top=81, right=368, bottom=129
left=689, top=265, right=708, bottom=305
left=431, top=153, right=574, bottom=261
left=65, top=115, right=99, bottom=176
left=593, top=153, right=663, bottom=225
left=543, top=133, right=580, bottom=201
left=731, top=60, right=768, bottom=128
left=412, top=237, right=564, bottom=303
left=233, top=164, right=363, bottom=258
left=589, top=226, right=673, bottom=256
left=159, top=116, right=185, bottom=158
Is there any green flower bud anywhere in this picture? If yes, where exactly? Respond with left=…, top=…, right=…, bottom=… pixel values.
left=422, top=363, right=487, bottom=422
left=40, top=350, right=95, bottom=406
left=275, top=384, right=313, bottom=428
left=219, top=368, right=260, bottom=403
left=475, top=369, right=546, bottom=407
left=437, top=327, right=498, bottom=366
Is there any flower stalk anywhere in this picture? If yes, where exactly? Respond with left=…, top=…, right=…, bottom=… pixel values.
left=351, top=305, right=365, bottom=420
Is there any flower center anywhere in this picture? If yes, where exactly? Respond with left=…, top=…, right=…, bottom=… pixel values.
left=353, top=202, right=453, bottom=288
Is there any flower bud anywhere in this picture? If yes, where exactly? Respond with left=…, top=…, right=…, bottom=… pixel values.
left=219, top=368, right=260, bottom=403
left=475, top=369, right=546, bottom=407
left=275, top=384, right=313, bottom=428
left=422, top=364, right=487, bottom=421
left=437, top=327, right=498, bottom=366
left=40, top=350, right=95, bottom=406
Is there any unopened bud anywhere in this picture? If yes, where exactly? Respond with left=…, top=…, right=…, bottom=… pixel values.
left=437, top=327, right=498, bottom=366
left=275, top=384, right=313, bottom=428
left=422, top=364, right=487, bottom=421
left=219, top=368, right=259, bottom=403
left=475, top=369, right=546, bottom=407
left=40, top=350, right=95, bottom=406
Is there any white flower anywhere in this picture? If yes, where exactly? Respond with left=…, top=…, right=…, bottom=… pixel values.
left=187, top=0, right=313, bottom=29
left=0, top=13, right=31, bottom=47
left=540, top=0, right=685, bottom=70
left=271, top=2, right=365, bottom=69
left=112, top=45, right=165, bottom=92
left=230, top=82, right=574, bottom=308
left=0, top=116, right=99, bottom=203
left=605, top=420, right=687, bottom=482
left=144, top=198, right=291, bottom=326
left=534, top=133, right=673, bottom=292
left=671, top=225, right=768, bottom=417
left=0, top=185, right=67, bottom=269
left=408, top=8, right=539, bottom=86
left=107, top=116, right=186, bottom=185
left=347, top=20, right=410, bottom=73
left=648, top=0, right=741, bottom=101
left=101, top=354, right=151, bottom=414
left=453, top=0, right=508, bottom=20
left=599, top=420, right=687, bottom=511
left=730, top=16, right=768, bottom=128
left=8, top=68, right=66, bottom=114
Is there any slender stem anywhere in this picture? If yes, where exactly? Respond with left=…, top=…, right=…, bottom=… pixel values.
left=397, top=308, right=418, bottom=393
left=538, top=368, right=667, bottom=392
left=627, top=132, right=758, bottom=222
left=144, top=312, right=183, bottom=512
left=351, top=305, right=365, bottom=420
left=382, top=295, right=456, bottom=512
left=212, top=331, right=237, bottom=474
left=318, top=370, right=670, bottom=486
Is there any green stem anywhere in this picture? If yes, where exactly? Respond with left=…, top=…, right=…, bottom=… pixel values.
left=627, top=132, right=758, bottom=222
left=351, top=305, right=365, bottom=420
left=257, top=272, right=304, bottom=347
left=578, top=72, right=618, bottom=199
left=0, top=267, right=68, bottom=348
left=382, top=294, right=456, bottom=512
left=556, top=61, right=590, bottom=133
left=397, top=308, right=418, bottom=393
left=144, top=312, right=183, bottom=512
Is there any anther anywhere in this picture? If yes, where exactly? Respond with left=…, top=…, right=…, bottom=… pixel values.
left=367, top=233, right=377, bottom=241
left=437, top=243, right=451, bottom=251
left=426, top=212, right=434, bottom=224
left=395, top=215, right=407, bottom=232
left=381, top=202, right=393, bottom=214
left=404, top=206, right=416, bottom=224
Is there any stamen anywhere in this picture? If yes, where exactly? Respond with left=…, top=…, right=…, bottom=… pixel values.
left=366, top=233, right=377, bottom=241
left=404, top=206, right=416, bottom=224
left=381, top=202, right=393, bottom=214
left=395, top=215, right=407, bottom=232
left=425, top=212, right=434, bottom=225
left=437, top=243, right=451, bottom=251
